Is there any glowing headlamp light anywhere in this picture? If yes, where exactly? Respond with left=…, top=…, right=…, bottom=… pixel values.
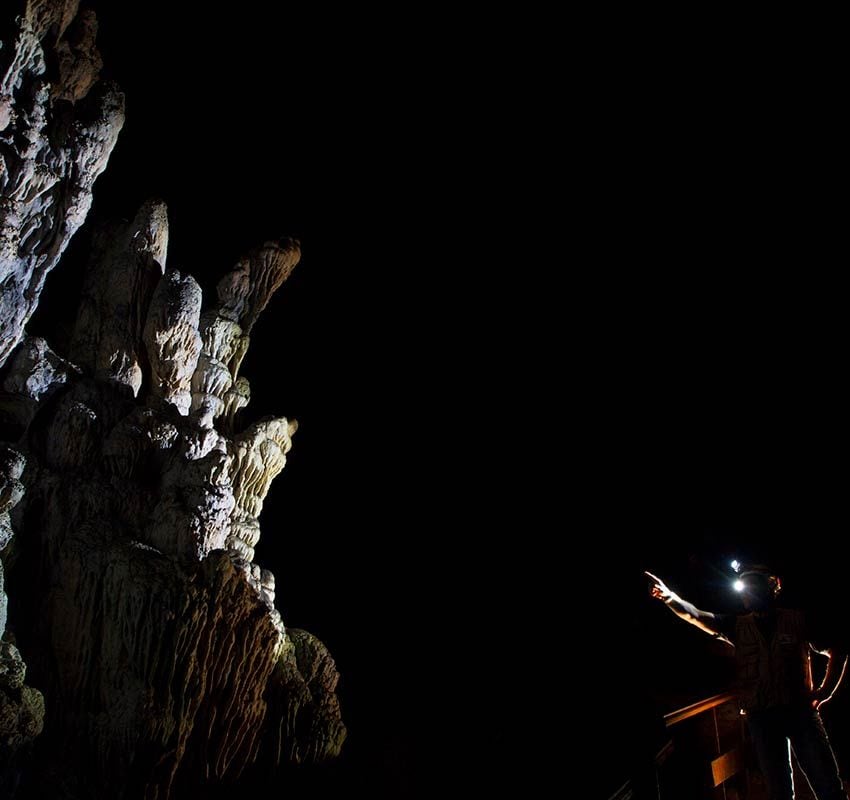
left=731, top=559, right=744, bottom=591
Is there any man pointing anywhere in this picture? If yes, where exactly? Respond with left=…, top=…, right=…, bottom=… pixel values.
left=648, top=564, right=847, bottom=800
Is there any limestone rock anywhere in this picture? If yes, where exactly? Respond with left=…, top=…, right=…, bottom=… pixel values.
left=1, top=215, right=339, bottom=793
left=0, top=642, right=26, bottom=691
left=0, top=681, right=44, bottom=748
left=0, top=444, right=25, bottom=590
left=100, top=406, right=178, bottom=480
left=216, top=238, right=301, bottom=336
left=51, top=8, right=103, bottom=104
left=0, top=336, right=80, bottom=432
left=226, top=417, right=297, bottom=562
left=142, top=268, right=202, bottom=415
left=3, top=335, right=79, bottom=401
left=37, top=544, right=282, bottom=793
left=0, top=445, right=25, bottom=511
left=0, top=3, right=342, bottom=794
left=190, top=313, right=238, bottom=429
left=146, top=445, right=235, bottom=562
left=190, top=239, right=300, bottom=430
left=43, top=394, right=99, bottom=473
left=0, top=562, right=6, bottom=641
left=222, top=375, right=251, bottom=433
left=0, top=0, right=124, bottom=367
left=70, top=199, right=169, bottom=395
left=0, top=440, right=43, bottom=761
left=260, top=629, right=347, bottom=766
left=24, top=0, right=81, bottom=41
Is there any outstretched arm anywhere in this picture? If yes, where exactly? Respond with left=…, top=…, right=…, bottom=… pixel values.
left=646, top=571, right=732, bottom=643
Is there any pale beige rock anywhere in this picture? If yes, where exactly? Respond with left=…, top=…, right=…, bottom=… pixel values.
left=216, top=238, right=301, bottom=335
left=0, top=4, right=340, bottom=790
left=146, top=446, right=235, bottom=561
left=225, top=418, right=297, bottom=561
left=223, top=375, right=251, bottom=431
left=3, top=336, right=79, bottom=401
left=51, top=8, right=102, bottom=103
left=71, top=199, right=169, bottom=395
left=189, top=240, right=300, bottom=430
left=190, top=352, right=232, bottom=428
left=143, top=268, right=203, bottom=415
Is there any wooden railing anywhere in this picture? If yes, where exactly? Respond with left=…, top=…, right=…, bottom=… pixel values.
left=663, top=691, right=752, bottom=798
left=608, top=691, right=756, bottom=800
left=664, top=692, right=736, bottom=728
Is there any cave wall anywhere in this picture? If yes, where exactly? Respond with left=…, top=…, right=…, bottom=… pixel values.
left=0, top=3, right=345, bottom=796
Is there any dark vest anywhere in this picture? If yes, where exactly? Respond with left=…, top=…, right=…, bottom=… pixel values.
left=734, top=609, right=811, bottom=711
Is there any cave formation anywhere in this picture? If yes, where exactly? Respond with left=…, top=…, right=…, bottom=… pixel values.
left=0, top=2, right=345, bottom=796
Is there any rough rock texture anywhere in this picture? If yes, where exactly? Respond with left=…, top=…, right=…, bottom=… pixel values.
left=0, top=445, right=25, bottom=555
left=143, top=267, right=202, bottom=414
left=0, top=220, right=345, bottom=795
left=70, top=198, right=168, bottom=395
left=38, top=546, right=283, bottom=794
left=0, top=2, right=344, bottom=796
left=0, top=444, right=44, bottom=768
left=0, top=335, right=80, bottom=435
left=226, top=417, right=297, bottom=563
left=190, top=239, right=300, bottom=432
left=0, top=642, right=44, bottom=749
left=0, top=0, right=124, bottom=368
left=263, top=629, right=348, bottom=766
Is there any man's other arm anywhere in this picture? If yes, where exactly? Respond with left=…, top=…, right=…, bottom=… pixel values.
left=810, top=642, right=848, bottom=709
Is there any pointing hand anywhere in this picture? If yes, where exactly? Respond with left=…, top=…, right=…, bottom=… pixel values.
left=645, top=571, right=675, bottom=603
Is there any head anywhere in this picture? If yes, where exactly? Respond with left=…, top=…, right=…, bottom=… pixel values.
left=734, top=564, right=781, bottom=612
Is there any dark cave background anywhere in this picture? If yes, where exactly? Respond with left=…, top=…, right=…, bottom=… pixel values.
left=19, top=4, right=847, bottom=799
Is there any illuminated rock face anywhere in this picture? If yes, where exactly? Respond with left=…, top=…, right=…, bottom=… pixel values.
left=0, top=0, right=124, bottom=370
left=0, top=2, right=345, bottom=796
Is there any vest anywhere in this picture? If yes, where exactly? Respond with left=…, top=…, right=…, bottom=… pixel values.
left=734, top=608, right=812, bottom=712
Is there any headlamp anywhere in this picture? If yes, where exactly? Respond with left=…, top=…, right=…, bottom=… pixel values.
left=729, top=560, right=781, bottom=596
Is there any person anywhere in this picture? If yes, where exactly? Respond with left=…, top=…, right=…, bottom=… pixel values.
left=647, top=564, right=847, bottom=800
